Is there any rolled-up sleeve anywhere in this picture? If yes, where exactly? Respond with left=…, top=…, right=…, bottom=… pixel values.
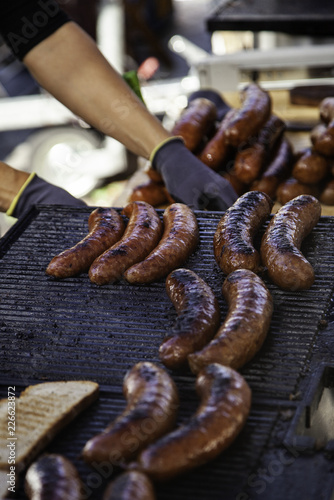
left=0, top=0, right=70, bottom=60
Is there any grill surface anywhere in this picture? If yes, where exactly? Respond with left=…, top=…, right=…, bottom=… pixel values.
left=0, top=205, right=334, bottom=499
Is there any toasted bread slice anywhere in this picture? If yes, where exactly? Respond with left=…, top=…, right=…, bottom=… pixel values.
left=0, top=381, right=99, bottom=473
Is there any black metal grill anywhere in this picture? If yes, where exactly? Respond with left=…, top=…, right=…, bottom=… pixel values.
left=0, top=205, right=334, bottom=500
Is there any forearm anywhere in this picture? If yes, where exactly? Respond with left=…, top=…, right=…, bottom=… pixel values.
left=0, top=162, right=30, bottom=212
left=23, top=22, right=170, bottom=159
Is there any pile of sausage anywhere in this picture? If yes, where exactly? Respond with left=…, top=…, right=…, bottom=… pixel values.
left=46, top=201, right=199, bottom=286
left=129, top=85, right=334, bottom=208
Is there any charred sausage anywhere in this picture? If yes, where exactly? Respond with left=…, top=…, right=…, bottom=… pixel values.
left=276, top=177, right=320, bottom=205
left=171, top=98, right=217, bottom=152
left=129, top=179, right=169, bottom=207
left=159, top=268, right=221, bottom=370
left=213, top=191, right=273, bottom=275
left=24, top=454, right=83, bottom=500
left=250, top=137, right=293, bottom=199
left=46, top=208, right=125, bottom=279
left=223, top=83, right=271, bottom=147
left=319, top=97, right=334, bottom=124
left=292, top=148, right=329, bottom=184
left=103, top=471, right=155, bottom=500
left=233, top=115, right=286, bottom=184
left=131, top=364, right=251, bottom=481
left=188, top=269, right=273, bottom=374
left=124, top=203, right=199, bottom=284
left=82, top=362, right=179, bottom=465
left=89, top=202, right=163, bottom=285
left=260, top=194, right=321, bottom=290
left=197, top=108, right=238, bottom=171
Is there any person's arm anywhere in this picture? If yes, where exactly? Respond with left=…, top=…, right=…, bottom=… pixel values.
left=23, top=22, right=170, bottom=159
left=0, top=162, right=30, bottom=213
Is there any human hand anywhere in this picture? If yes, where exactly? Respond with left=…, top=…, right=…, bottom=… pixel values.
left=151, top=137, right=238, bottom=211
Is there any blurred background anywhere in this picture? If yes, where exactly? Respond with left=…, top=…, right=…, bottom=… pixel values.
left=0, top=0, right=333, bottom=235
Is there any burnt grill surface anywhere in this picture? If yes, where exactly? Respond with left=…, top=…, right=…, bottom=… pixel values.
left=0, top=205, right=334, bottom=500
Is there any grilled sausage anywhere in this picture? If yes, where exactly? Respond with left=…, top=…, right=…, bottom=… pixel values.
left=260, top=194, right=321, bottom=290
left=292, top=148, right=329, bottom=184
left=25, top=454, right=83, bottom=500
left=46, top=208, right=125, bottom=279
left=319, top=177, right=334, bottom=205
left=319, top=97, right=334, bottom=124
left=124, top=203, right=199, bottom=284
left=82, top=362, right=179, bottom=465
left=89, top=202, right=163, bottom=285
left=129, top=180, right=169, bottom=207
left=213, top=190, right=273, bottom=275
left=188, top=269, right=273, bottom=374
left=197, top=108, right=238, bottom=170
left=276, top=177, right=320, bottom=205
left=311, top=122, right=334, bottom=157
left=103, top=471, right=156, bottom=500
left=233, top=115, right=286, bottom=184
left=223, top=83, right=271, bottom=147
left=159, top=268, right=221, bottom=370
left=171, top=98, right=217, bottom=152
left=250, top=137, right=293, bottom=199
left=131, top=364, right=251, bottom=481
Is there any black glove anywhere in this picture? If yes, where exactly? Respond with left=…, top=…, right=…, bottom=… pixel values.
left=7, top=173, right=86, bottom=219
left=151, top=137, right=238, bottom=211
left=188, top=89, right=231, bottom=122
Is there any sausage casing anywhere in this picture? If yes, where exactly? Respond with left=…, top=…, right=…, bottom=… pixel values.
left=46, top=208, right=125, bottom=278
left=159, top=268, right=221, bottom=370
left=224, top=83, right=271, bottom=147
left=197, top=108, right=238, bottom=170
left=260, top=194, right=321, bottom=290
left=171, top=98, right=217, bottom=152
left=292, top=148, right=329, bottom=184
left=82, top=362, right=179, bottom=464
left=250, top=137, right=293, bottom=199
left=188, top=269, right=273, bottom=374
left=213, top=191, right=273, bottom=275
left=132, top=364, right=251, bottom=481
left=319, top=97, right=334, bottom=124
left=124, top=203, right=199, bottom=284
left=24, top=454, right=83, bottom=500
left=89, top=202, right=163, bottom=285
left=276, top=177, right=320, bottom=205
left=129, top=179, right=169, bottom=207
left=103, top=471, right=155, bottom=500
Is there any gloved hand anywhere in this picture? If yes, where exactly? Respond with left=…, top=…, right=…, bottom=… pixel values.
left=6, top=173, right=86, bottom=219
left=151, top=137, right=238, bottom=211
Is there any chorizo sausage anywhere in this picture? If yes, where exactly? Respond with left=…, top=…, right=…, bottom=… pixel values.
left=129, top=179, right=169, bottom=207
left=46, top=208, right=125, bottom=278
left=224, top=83, right=271, bottom=147
left=24, top=454, right=83, bottom=500
left=276, top=177, right=320, bottom=205
left=124, top=203, right=199, bottom=284
left=131, top=364, right=251, bottom=481
left=89, top=202, right=163, bottom=285
left=213, top=190, right=273, bottom=275
left=171, top=98, right=217, bottom=152
left=82, top=362, right=179, bottom=465
left=319, top=97, right=334, bottom=124
left=260, top=194, right=321, bottom=290
left=103, top=471, right=156, bottom=500
left=159, top=268, right=221, bottom=370
left=311, top=122, right=334, bottom=157
left=188, top=269, right=273, bottom=374
left=292, top=148, right=329, bottom=184
left=319, top=177, right=334, bottom=205
left=233, top=115, right=286, bottom=184
left=197, top=108, right=238, bottom=171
